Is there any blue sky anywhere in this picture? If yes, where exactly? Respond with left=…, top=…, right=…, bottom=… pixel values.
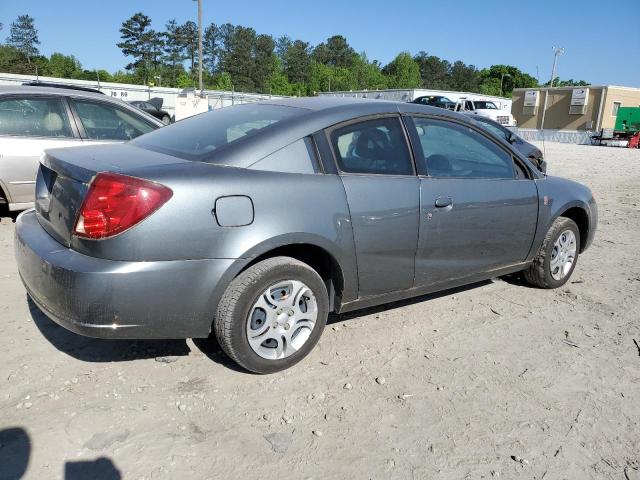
left=1, top=0, right=639, bottom=87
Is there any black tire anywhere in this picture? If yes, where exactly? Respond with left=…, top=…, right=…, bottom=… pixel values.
left=0, top=188, right=8, bottom=215
left=524, top=217, right=580, bottom=289
left=214, top=256, right=329, bottom=373
left=161, top=115, right=171, bottom=125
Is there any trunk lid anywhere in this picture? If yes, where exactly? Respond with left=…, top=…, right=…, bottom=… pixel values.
left=35, top=143, right=190, bottom=246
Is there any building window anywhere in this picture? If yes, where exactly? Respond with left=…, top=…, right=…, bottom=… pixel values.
left=612, top=102, right=622, bottom=117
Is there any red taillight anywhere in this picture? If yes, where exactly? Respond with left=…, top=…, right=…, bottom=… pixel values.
left=74, top=172, right=173, bottom=239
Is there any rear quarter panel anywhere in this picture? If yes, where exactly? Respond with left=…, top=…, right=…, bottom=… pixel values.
left=70, top=162, right=359, bottom=303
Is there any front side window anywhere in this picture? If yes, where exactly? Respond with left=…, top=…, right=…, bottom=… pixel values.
left=0, top=97, right=73, bottom=138
left=330, top=117, right=414, bottom=175
left=411, top=117, right=515, bottom=179
left=71, top=99, right=156, bottom=140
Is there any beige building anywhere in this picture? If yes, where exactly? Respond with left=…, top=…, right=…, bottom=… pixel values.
left=511, top=85, right=640, bottom=131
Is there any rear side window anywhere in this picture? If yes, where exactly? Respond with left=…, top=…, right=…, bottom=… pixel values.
left=249, top=137, right=320, bottom=174
left=412, top=117, right=515, bottom=179
left=132, top=104, right=302, bottom=162
left=330, top=117, right=414, bottom=175
left=0, top=97, right=73, bottom=138
left=71, top=99, right=156, bottom=141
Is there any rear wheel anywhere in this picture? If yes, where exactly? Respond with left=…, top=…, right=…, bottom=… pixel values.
left=161, top=115, right=171, bottom=125
left=214, top=256, right=329, bottom=373
left=524, top=217, right=580, bottom=289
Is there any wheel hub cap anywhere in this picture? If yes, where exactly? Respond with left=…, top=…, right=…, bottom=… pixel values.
left=246, top=280, right=318, bottom=360
left=550, top=229, right=577, bottom=281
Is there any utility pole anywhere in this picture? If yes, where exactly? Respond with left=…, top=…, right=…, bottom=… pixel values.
left=540, top=47, right=565, bottom=134
left=500, top=73, right=511, bottom=97
left=549, top=47, right=565, bottom=87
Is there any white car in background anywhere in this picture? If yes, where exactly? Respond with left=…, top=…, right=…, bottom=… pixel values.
left=456, top=99, right=516, bottom=127
left=0, top=84, right=163, bottom=212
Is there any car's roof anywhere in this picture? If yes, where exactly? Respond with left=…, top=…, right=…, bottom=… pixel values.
left=259, top=95, right=402, bottom=111
left=0, top=85, right=110, bottom=100
left=260, top=95, right=463, bottom=118
left=0, top=85, right=164, bottom=126
left=168, top=96, right=471, bottom=169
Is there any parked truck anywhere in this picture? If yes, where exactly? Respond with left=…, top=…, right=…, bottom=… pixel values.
left=455, top=98, right=517, bottom=127
left=592, top=107, right=640, bottom=148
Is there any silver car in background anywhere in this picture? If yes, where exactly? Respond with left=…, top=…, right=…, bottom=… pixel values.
left=0, top=85, right=163, bottom=211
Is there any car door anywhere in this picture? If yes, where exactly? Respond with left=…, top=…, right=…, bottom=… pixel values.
left=407, top=116, right=538, bottom=287
left=0, top=95, right=81, bottom=208
left=328, top=115, right=420, bottom=297
left=68, top=98, right=158, bottom=144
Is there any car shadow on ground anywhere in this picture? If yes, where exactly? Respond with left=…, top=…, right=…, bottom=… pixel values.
left=28, top=296, right=191, bottom=363
left=499, top=271, right=537, bottom=289
left=28, top=279, right=495, bottom=371
left=28, top=295, right=246, bottom=372
left=0, top=208, right=20, bottom=223
left=328, top=279, right=494, bottom=324
left=192, top=336, right=253, bottom=374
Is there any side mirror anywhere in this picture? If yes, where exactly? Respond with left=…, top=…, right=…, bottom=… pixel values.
left=507, top=132, right=517, bottom=144
left=416, top=126, right=425, bottom=136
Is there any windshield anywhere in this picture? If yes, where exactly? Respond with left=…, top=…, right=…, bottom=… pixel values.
left=132, top=103, right=303, bottom=162
left=473, top=101, right=498, bottom=110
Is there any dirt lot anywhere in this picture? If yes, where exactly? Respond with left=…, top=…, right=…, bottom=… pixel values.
left=1, top=142, right=639, bottom=480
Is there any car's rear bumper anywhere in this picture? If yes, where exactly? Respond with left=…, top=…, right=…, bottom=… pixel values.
left=15, top=209, right=236, bottom=339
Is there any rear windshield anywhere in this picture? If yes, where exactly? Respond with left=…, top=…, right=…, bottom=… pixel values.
left=132, top=103, right=302, bottom=162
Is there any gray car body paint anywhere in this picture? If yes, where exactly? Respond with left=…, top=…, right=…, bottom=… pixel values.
left=14, top=97, right=597, bottom=339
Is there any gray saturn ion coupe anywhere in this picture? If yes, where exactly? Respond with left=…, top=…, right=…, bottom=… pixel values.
left=15, top=97, right=597, bottom=373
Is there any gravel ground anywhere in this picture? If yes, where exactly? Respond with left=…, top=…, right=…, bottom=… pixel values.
left=1, top=142, right=639, bottom=480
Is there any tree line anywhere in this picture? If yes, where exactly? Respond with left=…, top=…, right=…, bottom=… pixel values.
left=0, top=13, right=590, bottom=97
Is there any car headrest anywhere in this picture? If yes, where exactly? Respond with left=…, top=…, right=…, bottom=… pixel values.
left=354, top=129, right=389, bottom=159
left=42, top=112, right=64, bottom=132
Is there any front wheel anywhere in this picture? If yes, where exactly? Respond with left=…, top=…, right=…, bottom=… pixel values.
left=161, top=115, right=171, bottom=125
left=214, top=257, right=329, bottom=373
left=524, top=217, right=580, bottom=289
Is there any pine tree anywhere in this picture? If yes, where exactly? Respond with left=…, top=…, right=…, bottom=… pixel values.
left=203, top=23, right=220, bottom=75
left=117, top=13, right=163, bottom=84
left=7, top=15, right=40, bottom=65
left=163, top=20, right=188, bottom=84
